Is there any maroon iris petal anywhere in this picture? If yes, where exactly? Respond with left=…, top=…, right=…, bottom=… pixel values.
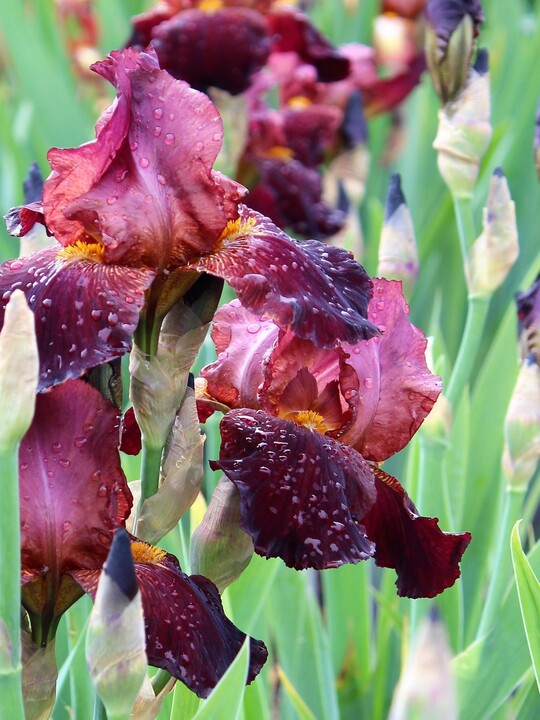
left=20, top=380, right=132, bottom=616
left=0, top=247, right=154, bottom=392
left=363, top=467, right=471, bottom=598
left=73, top=552, right=268, bottom=698
left=120, top=407, right=142, bottom=455
left=212, top=409, right=376, bottom=570
left=268, top=10, right=350, bottom=82
left=248, top=158, right=345, bottom=240
left=190, top=206, right=377, bottom=348
left=44, top=48, right=246, bottom=268
left=150, top=8, right=272, bottom=95
left=340, top=278, right=442, bottom=462
left=363, top=53, right=426, bottom=116
left=202, top=299, right=278, bottom=409
left=4, top=201, right=46, bottom=237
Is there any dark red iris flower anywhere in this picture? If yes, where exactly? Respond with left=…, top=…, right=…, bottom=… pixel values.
left=516, top=274, right=540, bottom=364
left=20, top=378, right=267, bottom=697
left=198, top=279, right=471, bottom=598
left=127, top=1, right=349, bottom=96
left=2, top=48, right=379, bottom=391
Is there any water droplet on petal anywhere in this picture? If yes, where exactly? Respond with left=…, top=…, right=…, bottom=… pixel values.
left=157, top=174, right=166, bottom=185
left=107, top=195, right=118, bottom=205
left=74, top=436, right=87, bottom=449
left=52, top=442, right=62, bottom=453
left=139, top=157, right=149, bottom=169
left=195, top=141, right=204, bottom=152
left=247, top=323, right=260, bottom=334
left=107, top=312, right=119, bottom=327
left=154, top=126, right=162, bottom=137
left=42, top=298, right=52, bottom=308
left=153, top=107, right=163, bottom=120
left=130, top=141, right=139, bottom=151
left=91, top=309, right=102, bottom=320
left=164, top=133, right=175, bottom=145
left=364, top=377, right=373, bottom=389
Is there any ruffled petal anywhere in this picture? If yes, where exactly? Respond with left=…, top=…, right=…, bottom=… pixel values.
left=201, top=300, right=278, bottom=409
left=44, top=48, right=246, bottom=268
left=212, top=409, right=376, bottom=570
left=73, top=551, right=268, bottom=698
left=363, top=467, right=471, bottom=598
left=0, top=247, right=154, bottom=391
left=247, top=158, right=345, bottom=240
left=341, top=278, right=441, bottom=461
left=190, top=206, right=377, bottom=348
left=268, top=9, right=350, bottom=82
left=20, top=380, right=132, bottom=617
left=150, top=8, right=271, bottom=95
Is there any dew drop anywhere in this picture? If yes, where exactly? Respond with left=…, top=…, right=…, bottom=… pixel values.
left=91, top=309, right=102, bottom=320
left=157, top=174, right=166, bottom=185
left=195, top=141, right=204, bottom=152
left=130, top=141, right=139, bottom=151
left=164, top=133, right=175, bottom=145
left=212, top=132, right=223, bottom=142
left=153, top=126, right=162, bottom=137
left=107, top=312, right=119, bottom=326
left=42, top=298, right=52, bottom=308
left=247, top=323, right=260, bottom=334
left=153, top=107, right=163, bottom=120
left=2, top=291, right=11, bottom=301
left=107, top=195, right=117, bottom=205
left=97, top=484, right=108, bottom=498
left=52, top=442, right=62, bottom=453
left=10, top=260, right=23, bottom=270
left=58, top=458, right=71, bottom=468
left=364, top=377, right=373, bottom=389
left=74, top=436, right=87, bottom=449
left=139, top=157, right=150, bottom=169
left=168, top=112, right=175, bottom=120
left=115, top=170, right=128, bottom=183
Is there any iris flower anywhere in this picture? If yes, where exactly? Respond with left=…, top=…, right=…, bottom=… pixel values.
left=127, top=0, right=349, bottom=96
left=20, top=378, right=267, bottom=697
left=2, top=47, right=379, bottom=391
left=197, top=279, right=471, bottom=598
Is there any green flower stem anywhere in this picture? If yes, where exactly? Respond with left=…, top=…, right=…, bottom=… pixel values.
left=92, top=696, right=107, bottom=720
left=453, top=195, right=475, bottom=280
left=476, top=486, right=526, bottom=640
left=445, top=295, right=490, bottom=409
left=151, top=668, right=172, bottom=695
left=0, top=445, right=25, bottom=717
left=133, top=443, right=163, bottom=534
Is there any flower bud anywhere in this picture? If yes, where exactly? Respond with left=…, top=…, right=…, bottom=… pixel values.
left=0, top=290, right=39, bottom=450
left=502, top=358, right=540, bottom=491
left=130, top=301, right=209, bottom=450
left=86, top=529, right=147, bottom=718
left=136, top=384, right=205, bottom=544
left=433, top=49, right=491, bottom=198
left=190, top=476, right=254, bottom=593
left=467, top=168, right=518, bottom=297
left=425, top=0, right=484, bottom=104
left=389, top=610, right=456, bottom=720
left=377, top=174, right=418, bottom=297
left=21, top=630, right=58, bottom=720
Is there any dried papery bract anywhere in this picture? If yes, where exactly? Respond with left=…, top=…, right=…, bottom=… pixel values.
left=0, top=290, right=38, bottom=449
left=191, top=476, right=254, bottom=593
left=86, top=530, right=147, bottom=719
left=467, top=168, right=518, bottom=296
left=21, top=631, right=58, bottom=720
left=136, top=386, right=205, bottom=544
left=377, top=173, right=418, bottom=298
left=433, top=49, right=491, bottom=199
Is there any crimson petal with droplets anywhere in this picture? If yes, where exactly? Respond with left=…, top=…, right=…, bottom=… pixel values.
left=20, top=380, right=132, bottom=619
left=363, top=467, right=471, bottom=598
left=190, top=206, right=377, bottom=348
left=0, top=247, right=154, bottom=392
left=73, top=550, right=268, bottom=698
left=212, top=409, right=376, bottom=570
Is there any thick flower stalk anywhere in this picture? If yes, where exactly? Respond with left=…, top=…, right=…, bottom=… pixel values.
left=197, top=279, right=470, bottom=598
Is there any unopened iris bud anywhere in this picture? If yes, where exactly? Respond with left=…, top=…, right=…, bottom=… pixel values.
left=389, top=610, right=456, bottom=720
left=467, top=168, right=518, bottom=297
left=0, top=290, right=38, bottom=450
left=433, top=49, right=491, bottom=199
left=21, top=630, right=57, bottom=720
left=377, top=174, right=418, bottom=297
left=502, top=358, right=540, bottom=491
left=191, top=476, right=254, bottom=593
left=425, top=0, right=484, bottom=104
left=136, top=384, right=205, bottom=544
left=516, top=275, right=540, bottom=365
left=86, top=529, right=147, bottom=718
left=130, top=300, right=210, bottom=450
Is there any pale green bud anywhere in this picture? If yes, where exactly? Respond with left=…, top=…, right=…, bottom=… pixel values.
left=468, top=168, right=518, bottom=296
left=21, top=630, right=58, bottom=720
left=377, top=174, right=418, bottom=298
left=191, top=476, right=253, bottom=593
left=502, top=359, right=540, bottom=491
left=86, top=530, right=147, bottom=718
left=136, top=386, right=204, bottom=544
left=0, top=290, right=38, bottom=450
left=433, top=50, right=491, bottom=199
left=426, top=14, right=474, bottom=105
left=389, top=611, right=456, bottom=720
